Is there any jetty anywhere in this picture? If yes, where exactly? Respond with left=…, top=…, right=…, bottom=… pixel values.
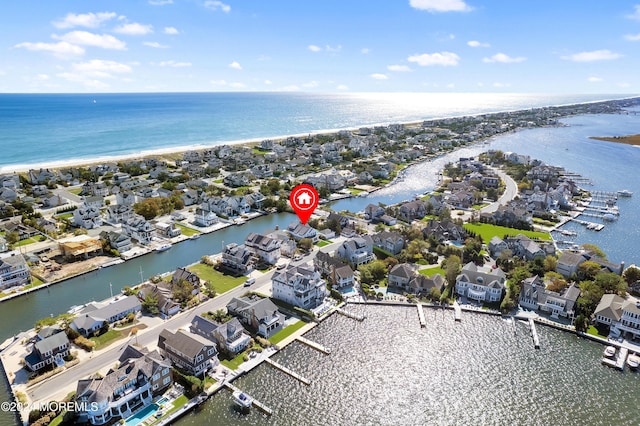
left=417, top=303, right=426, bottom=327
left=296, top=336, right=331, bottom=354
left=602, top=347, right=628, bottom=371
left=453, top=301, right=462, bottom=322
left=265, top=358, right=311, bottom=385
left=223, top=382, right=273, bottom=415
left=529, top=318, right=540, bottom=349
left=335, top=307, right=366, bottom=322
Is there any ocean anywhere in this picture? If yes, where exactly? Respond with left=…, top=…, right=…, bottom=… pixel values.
left=0, top=92, right=633, bottom=172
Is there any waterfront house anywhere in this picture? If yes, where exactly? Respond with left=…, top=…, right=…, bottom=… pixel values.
left=388, top=263, right=445, bottom=295
left=337, top=236, right=374, bottom=267
left=24, top=328, right=70, bottom=372
left=272, top=264, right=328, bottom=309
left=70, top=295, right=142, bottom=337
left=594, top=294, right=640, bottom=340
left=100, top=231, right=133, bottom=253
left=226, top=295, right=285, bottom=338
left=221, top=243, right=255, bottom=274
left=488, top=236, right=509, bottom=258
left=75, top=344, right=172, bottom=425
left=594, top=294, right=625, bottom=327
left=189, top=315, right=251, bottom=355
left=194, top=208, right=219, bottom=227
left=137, top=284, right=180, bottom=318
left=371, top=231, right=405, bottom=255
left=287, top=221, right=319, bottom=243
left=364, top=204, right=385, bottom=222
left=154, top=221, right=181, bottom=238
left=0, top=254, right=30, bottom=290
left=73, top=205, right=103, bottom=229
left=122, top=215, right=155, bottom=244
left=518, top=276, right=579, bottom=319
left=171, top=267, right=201, bottom=294
left=245, top=232, right=282, bottom=265
left=388, top=263, right=418, bottom=289
left=455, top=262, right=506, bottom=303
left=398, top=200, right=426, bottom=222
left=0, top=236, right=7, bottom=253
left=59, top=235, right=103, bottom=260
left=157, top=329, right=219, bottom=376
left=555, top=251, right=586, bottom=278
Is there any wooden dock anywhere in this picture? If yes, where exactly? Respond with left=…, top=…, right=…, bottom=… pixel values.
left=529, top=318, right=540, bottom=349
left=265, top=358, right=311, bottom=385
left=453, top=301, right=461, bottom=322
left=417, top=303, right=426, bottom=328
left=335, top=307, right=366, bottom=321
left=602, top=347, right=628, bottom=371
left=296, top=336, right=331, bottom=354
left=223, top=382, right=273, bottom=415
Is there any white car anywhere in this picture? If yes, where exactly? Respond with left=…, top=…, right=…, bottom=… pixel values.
left=244, top=277, right=256, bottom=286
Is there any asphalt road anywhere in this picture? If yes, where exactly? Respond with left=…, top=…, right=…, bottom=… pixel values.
left=480, top=168, right=519, bottom=213
left=28, top=238, right=346, bottom=403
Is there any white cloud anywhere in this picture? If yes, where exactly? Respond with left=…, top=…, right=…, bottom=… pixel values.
left=204, top=1, right=231, bottom=13
left=624, top=33, right=640, bottom=41
left=492, top=82, right=511, bottom=88
left=164, top=27, right=179, bottom=35
left=263, top=79, right=273, bottom=85
left=210, top=79, right=246, bottom=89
left=53, top=12, right=117, bottom=29
left=407, top=51, right=460, bottom=66
left=72, top=59, right=133, bottom=77
left=370, top=73, right=389, bottom=80
left=627, top=5, right=640, bottom=20
left=308, top=45, right=322, bottom=52
left=467, top=40, right=490, bottom=48
left=387, top=65, right=412, bottom=72
left=409, top=0, right=472, bottom=12
left=114, top=23, right=153, bottom=35
left=302, top=81, right=319, bottom=88
left=144, top=41, right=169, bottom=48
left=561, top=49, right=622, bottom=62
left=337, top=84, right=349, bottom=90
left=325, top=45, right=342, bottom=52
left=35, top=74, right=50, bottom=81
left=618, top=82, right=631, bottom=88
left=14, top=41, right=85, bottom=58
left=53, top=31, right=126, bottom=50
left=361, top=48, right=370, bottom=54
left=482, top=53, right=526, bottom=63
left=157, top=60, right=192, bottom=67
left=228, top=61, right=242, bottom=70
left=588, top=76, right=603, bottom=82
left=149, top=0, right=173, bottom=5
left=278, top=85, right=301, bottom=92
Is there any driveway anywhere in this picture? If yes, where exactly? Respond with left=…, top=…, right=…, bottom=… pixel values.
left=480, top=168, right=518, bottom=213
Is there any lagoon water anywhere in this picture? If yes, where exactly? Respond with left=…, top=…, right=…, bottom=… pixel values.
left=176, top=306, right=640, bottom=426
left=1, top=93, right=640, bottom=425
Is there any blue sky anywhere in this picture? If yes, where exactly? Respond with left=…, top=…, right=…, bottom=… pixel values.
left=3, top=0, right=640, bottom=93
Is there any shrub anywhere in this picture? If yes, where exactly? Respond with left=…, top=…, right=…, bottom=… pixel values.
left=74, top=336, right=96, bottom=351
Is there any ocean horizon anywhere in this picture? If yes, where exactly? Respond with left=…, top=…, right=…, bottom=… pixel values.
left=1, top=92, right=637, bottom=173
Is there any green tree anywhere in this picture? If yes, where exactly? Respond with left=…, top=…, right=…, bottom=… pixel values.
left=623, top=266, right=640, bottom=285
left=594, top=272, right=627, bottom=296
left=444, top=255, right=461, bottom=287
left=204, top=281, right=217, bottom=298
left=6, top=231, right=19, bottom=245
left=298, top=238, right=313, bottom=252
left=142, top=295, right=159, bottom=315
left=172, top=279, right=195, bottom=303
left=581, top=244, right=606, bottom=259
left=543, top=255, right=557, bottom=272
left=577, top=261, right=601, bottom=281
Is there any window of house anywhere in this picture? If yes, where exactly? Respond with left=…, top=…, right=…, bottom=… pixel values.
left=163, top=377, right=171, bottom=385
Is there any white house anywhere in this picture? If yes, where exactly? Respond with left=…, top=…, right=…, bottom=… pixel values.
left=245, top=232, right=282, bottom=265
left=337, top=236, right=374, bottom=267
left=287, top=222, right=318, bottom=242
left=271, top=264, right=328, bottom=309
left=122, top=215, right=155, bottom=244
left=194, top=208, right=219, bottom=227
left=455, top=262, right=506, bottom=303
left=0, top=254, right=30, bottom=290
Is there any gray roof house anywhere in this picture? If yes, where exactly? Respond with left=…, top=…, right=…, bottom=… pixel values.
left=24, top=328, right=70, bottom=372
left=190, top=315, right=251, bottom=355
left=519, top=276, right=580, bottom=319
left=157, top=329, right=219, bottom=376
left=455, top=262, right=506, bottom=303
left=70, top=295, right=142, bottom=337
left=226, top=295, right=285, bottom=338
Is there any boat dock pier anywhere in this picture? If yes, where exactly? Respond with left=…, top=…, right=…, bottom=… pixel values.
left=529, top=318, right=540, bottom=349
left=296, top=336, right=331, bottom=354
left=590, top=190, right=618, bottom=200
left=335, top=307, right=366, bottom=321
left=223, top=382, right=273, bottom=416
left=417, top=303, right=426, bottom=327
left=571, top=218, right=604, bottom=231
left=602, top=347, right=628, bottom=371
left=265, top=358, right=311, bottom=385
left=453, top=301, right=462, bottom=322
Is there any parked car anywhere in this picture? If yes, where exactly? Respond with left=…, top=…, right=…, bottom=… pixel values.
left=244, top=277, right=256, bottom=286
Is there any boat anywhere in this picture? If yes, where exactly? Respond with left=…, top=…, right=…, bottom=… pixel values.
left=190, top=234, right=201, bottom=240
left=232, top=390, right=252, bottom=408
left=602, top=213, right=617, bottom=222
left=627, top=353, right=640, bottom=370
left=617, top=189, right=633, bottom=197
left=155, top=243, right=172, bottom=252
left=603, top=346, right=616, bottom=358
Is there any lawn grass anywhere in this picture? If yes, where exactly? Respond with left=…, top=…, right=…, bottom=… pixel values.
left=349, top=188, right=364, bottom=195
left=90, top=329, right=125, bottom=350
left=316, top=240, right=332, bottom=247
left=153, top=395, right=188, bottom=424
left=213, top=179, right=223, bottom=184
left=14, top=237, right=40, bottom=247
left=269, top=319, right=307, bottom=345
left=418, top=266, right=446, bottom=277
left=471, top=203, right=489, bottom=210
left=174, top=223, right=200, bottom=237
left=57, top=213, right=73, bottom=220
left=221, top=351, right=247, bottom=370
left=188, top=263, right=246, bottom=293
left=463, top=223, right=551, bottom=244
left=252, top=147, right=268, bottom=155
left=68, top=187, right=83, bottom=195
left=586, top=325, right=608, bottom=339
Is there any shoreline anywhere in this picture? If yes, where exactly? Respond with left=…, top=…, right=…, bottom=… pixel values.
left=1, top=95, right=637, bottom=174
left=589, top=134, right=640, bottom=146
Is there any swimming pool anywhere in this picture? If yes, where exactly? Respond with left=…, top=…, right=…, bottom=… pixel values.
left=156, top=396, right=169, bottom=405
left=124, top=403, right=159, bottom=426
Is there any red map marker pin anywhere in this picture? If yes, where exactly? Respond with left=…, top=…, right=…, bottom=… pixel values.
left=289, top=184, right=319, bottom=224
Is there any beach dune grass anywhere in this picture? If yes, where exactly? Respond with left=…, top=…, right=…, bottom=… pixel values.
left=463, top=223, right=551, bottom=244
